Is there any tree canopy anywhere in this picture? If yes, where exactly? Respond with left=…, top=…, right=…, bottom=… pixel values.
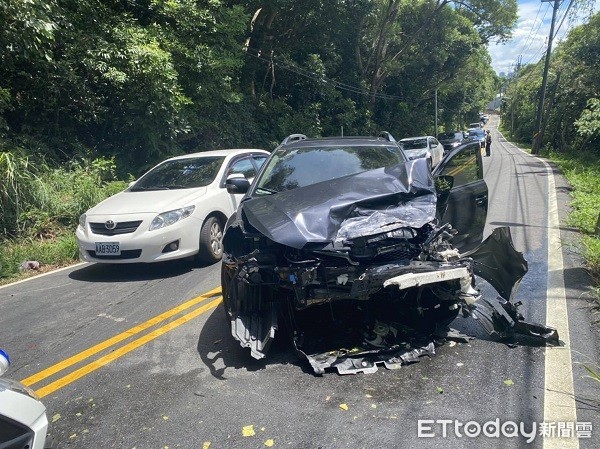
left=1, top=0, right=517, bottom=174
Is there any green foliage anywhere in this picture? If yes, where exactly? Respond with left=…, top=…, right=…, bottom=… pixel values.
left=583, top=365, right=600, bottom=383
left=505, top=12, right=600, bottom=153
left=0, top=151, right=126, bottom=240
left=0, top=233, right=78, bottom=281
left=549, top=150, right=600, bottom=291
left=575, top=98, right=600, bottom=140
left=0, top=150, right=48, bottom=237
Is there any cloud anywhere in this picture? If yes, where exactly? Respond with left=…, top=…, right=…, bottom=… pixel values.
left=488, top=0, right=598, bottom=75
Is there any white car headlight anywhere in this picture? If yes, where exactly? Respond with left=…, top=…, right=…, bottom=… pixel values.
left=79, top=213, right=86, bottom=229
left=150, top=206, right=195, bottom=231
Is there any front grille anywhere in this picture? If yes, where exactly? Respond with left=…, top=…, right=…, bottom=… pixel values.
left=87, top=249, right=142, bottom=260
left=376, top=247, right=416, bottom=261
left=90, top=220, right=143, bottom=236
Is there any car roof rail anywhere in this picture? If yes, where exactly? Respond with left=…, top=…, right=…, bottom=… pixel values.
left=281, top=134, right=307, bottom=145
left=379, top=131, right=396, bottom=142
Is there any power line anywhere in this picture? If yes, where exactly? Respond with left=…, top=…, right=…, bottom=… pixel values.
left=245, top=48, right=405, bottom=101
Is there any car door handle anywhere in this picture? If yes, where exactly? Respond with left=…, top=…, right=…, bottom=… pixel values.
left=475, top=195, right=487, bottom=205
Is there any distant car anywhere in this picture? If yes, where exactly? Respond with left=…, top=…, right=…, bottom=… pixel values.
left=467, top=128, right=486, bottom=149
left=76, top=148, right=269, bottom=264
left=437, top=131, right=465, bottom=154
left=469, top=122, right=483, bottom=129
left=399, top=136, right=444, bottom=168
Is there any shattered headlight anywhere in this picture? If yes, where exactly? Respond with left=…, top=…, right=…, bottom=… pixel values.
left=150, top=206, right=195, bottom=231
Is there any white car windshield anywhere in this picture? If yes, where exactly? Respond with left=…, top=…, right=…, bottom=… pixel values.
left=131, top=156, right=225, bottom=191
left=401, top=139, right=428, bottom=150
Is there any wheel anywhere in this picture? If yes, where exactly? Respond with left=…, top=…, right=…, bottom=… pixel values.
left=221, top=262, right=234, bottom=322
left=197, top=216, right=223, bottom=264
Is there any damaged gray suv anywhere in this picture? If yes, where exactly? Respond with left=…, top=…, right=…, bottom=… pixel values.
left=221, top=133, right=558, bottom=374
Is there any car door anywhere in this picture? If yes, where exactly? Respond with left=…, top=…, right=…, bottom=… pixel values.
left=432, top=141, right=488, bottom=252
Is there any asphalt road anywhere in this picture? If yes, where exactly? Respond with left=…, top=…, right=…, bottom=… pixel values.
left=1, top=116, right=598, bottom=449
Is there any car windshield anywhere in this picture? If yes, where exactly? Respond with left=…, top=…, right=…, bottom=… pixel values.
left=438, top=132, right=462, bottom=141
left=130, top=156, right=225, bottom=191
left=255, top=145, right=405, bottom=194
left=469, top=130, right=485, bottom=138
left=401, top=139, right=428, bottom=150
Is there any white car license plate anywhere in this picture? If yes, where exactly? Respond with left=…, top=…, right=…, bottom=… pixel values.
left=95, top=242, right=120, bottom=256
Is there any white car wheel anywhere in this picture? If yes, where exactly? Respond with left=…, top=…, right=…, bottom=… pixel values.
left=198, top=216, right=223, bottom=264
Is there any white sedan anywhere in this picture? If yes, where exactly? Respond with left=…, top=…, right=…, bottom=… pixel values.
left=76, top=149, right=269, bottom=264
left=399, top=136, right=444, bottom=169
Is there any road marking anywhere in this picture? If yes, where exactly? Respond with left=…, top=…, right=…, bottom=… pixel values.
left=543, top=161, right=578, bottom=449
left=0, top=263, right=87, bottom=291
left=34, top=297, right=222, bottom=398
left=21, top=286, right=222, bottom=387
left=495, top=129, right=578, bottom=448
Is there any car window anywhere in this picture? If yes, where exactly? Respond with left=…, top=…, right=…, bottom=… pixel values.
left=253, top=155, right=268, bottom=169
left=438, top=145, right=480, bottom=187
left=229, top=158, right=256, bottom=179
left=131, top=156, right=225, bottom=190
left=401, top=139, right=428, bottom=149
left=468, top=130, right=484, bottom=138
left=255, top=145, right=405, bottom=194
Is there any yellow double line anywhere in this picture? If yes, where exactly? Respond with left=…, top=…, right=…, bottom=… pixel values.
left=22, top=287, right=223, bottom=398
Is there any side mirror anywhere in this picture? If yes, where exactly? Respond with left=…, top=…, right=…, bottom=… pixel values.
left=226, top=177, right=250, bottom=194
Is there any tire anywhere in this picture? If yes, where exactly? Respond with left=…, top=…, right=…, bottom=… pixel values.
left=197, top=216, right=223, bottom=264
left=221, top=262, right=234, bottom=322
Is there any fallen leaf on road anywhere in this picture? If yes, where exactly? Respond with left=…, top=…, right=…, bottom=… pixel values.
left=52, top=414, right=61, bottom=423
left=339, top=403, right=349, bottom=411
left=503, top=379, right=514, bottom=386
left=202, top=442, right=211, bottom=449
left=436, top=387, right=444, bottom=394
left=242, top=425, right=255, bottom=437
left=264, top=439, right=274, bottom=447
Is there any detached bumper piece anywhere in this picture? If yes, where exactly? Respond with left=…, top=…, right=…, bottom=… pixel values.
left=301, top=342, right=436, bottom=375
left=470, top=297, right=559, bottom=345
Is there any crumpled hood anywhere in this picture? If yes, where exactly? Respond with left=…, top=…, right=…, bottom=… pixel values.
left=87, top=187, right=207, bottom=216
left=240, top=159, right=437, bottom=249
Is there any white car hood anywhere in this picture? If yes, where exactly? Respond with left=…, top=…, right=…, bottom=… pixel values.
left=87, top=187, right=207, bottom=216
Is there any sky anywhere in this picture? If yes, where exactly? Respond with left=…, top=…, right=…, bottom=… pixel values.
left=488, top=0, right=599, bottom=76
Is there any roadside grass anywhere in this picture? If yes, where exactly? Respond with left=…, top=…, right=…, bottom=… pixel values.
left=0, top=152, right=128, bottom=283
left=0, top=232, right=79, bottom=285
left=549, top=150, right=600, bottom=295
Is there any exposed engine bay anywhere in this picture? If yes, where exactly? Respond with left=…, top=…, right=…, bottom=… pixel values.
left=221, top=157, right=559, bottom=375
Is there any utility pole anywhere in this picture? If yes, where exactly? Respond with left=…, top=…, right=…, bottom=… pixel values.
left=434, top=89, right=438, bottom=136
left=532, top=0, right=561, bottom=154
left=511, top=55, right=522, bottom=136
